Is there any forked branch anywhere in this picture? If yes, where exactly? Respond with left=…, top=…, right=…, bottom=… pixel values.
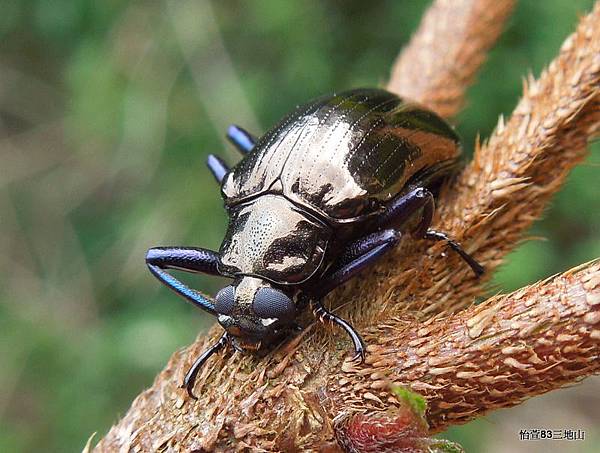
left=93, top=1, right=599, bottom=451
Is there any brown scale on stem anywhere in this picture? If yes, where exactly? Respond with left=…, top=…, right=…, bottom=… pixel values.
left=93, top=0, right=600, bottom=451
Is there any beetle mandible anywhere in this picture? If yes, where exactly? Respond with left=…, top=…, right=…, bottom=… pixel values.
left=146, top=88, right=484, bottom=398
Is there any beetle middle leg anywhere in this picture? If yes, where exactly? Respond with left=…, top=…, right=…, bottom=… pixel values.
left=380, top=187, right=484, bottom=276
left=317, top=229, right=401, bottom=296
left=304, top=230, right=401, bottom=362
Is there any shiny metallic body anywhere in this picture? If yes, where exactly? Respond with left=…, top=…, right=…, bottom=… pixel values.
left=146, top=88, right=482, bottom=398
left=219, top=88, right=460, bottom=285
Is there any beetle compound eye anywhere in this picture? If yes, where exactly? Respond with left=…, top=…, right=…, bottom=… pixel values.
left=214, top=285, right=235, bottom=315
left=252, top=287, right=295, bottom=321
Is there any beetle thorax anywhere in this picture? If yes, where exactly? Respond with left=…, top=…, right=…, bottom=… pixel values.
left=218, top=195, right=330, bottom=284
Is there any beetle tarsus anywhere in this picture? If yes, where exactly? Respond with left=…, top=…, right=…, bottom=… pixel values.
left=183, top=332, right=229, bottom=399
left=424, top=229, right=485, bottom=277
left=413, top=190, right=484, bottom=276
left=352, top=347, right=366, bottom=364
left=310, top=299, right=366, bottom=363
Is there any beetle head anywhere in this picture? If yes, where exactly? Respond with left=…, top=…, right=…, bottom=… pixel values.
left=214, top=276, right=296, bottom=352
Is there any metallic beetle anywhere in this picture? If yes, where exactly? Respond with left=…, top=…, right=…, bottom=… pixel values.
left=146, top=88, right=483, bottom=398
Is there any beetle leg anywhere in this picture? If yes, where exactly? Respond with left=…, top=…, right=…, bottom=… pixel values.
left=310, top=299, right=365, bottom=363
left=146, top=247, right=224, bottom=315
left=302, top=237, right=399, bottom=361
left=309, top=235, right=400, bottom=298
left=183, top=332, right=229, bottom=399
left=413, top=191, right=484, bottom=276
left=423, top=230, right=484, bottom=276
left=329, top=228, right=401, bottom=274
left=227, top=124, right=256, bottom=154
left=206, top=154, right=230, bottom=183
left=146, top=247, right=222, bottom=274
left=380, top=187, right=484, bottom=276
left=377, top=187, right=433, bottom=228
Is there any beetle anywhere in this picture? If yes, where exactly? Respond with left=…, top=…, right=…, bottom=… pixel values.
left=146, top=88, right=483, bottom=398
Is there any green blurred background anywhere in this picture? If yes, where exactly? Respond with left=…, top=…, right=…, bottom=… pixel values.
left=1, top=1, right=598, bottom=451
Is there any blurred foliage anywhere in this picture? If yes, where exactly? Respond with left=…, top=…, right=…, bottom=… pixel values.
left=0, top=0, right=598, bottom=451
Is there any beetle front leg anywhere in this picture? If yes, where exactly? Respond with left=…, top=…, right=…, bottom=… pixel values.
left=227, top=124, right=256, bottom=154
left=380, top=187, right=484, bottom=276
left=183, top=332, right=229, bottom=399
left=146, top=247, right=224, bottom=315
left=310, top=299, right=365, bottom=362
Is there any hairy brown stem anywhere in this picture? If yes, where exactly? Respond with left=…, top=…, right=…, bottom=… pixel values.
left=388, top=0, right=516, bottom=117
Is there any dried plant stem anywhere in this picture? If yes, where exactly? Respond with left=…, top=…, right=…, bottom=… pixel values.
left=331, top=260, right=600, bottom=432
left=388, top=0, right=515, bottom=117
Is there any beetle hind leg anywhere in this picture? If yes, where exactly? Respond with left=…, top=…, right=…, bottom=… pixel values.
left=310, top=299, right=365, bottom=363
left=227, top=125, right=256, bottom=154
left=206, top=154, right=229, bottom=183
left=183, top=332, right=229, bottom=399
